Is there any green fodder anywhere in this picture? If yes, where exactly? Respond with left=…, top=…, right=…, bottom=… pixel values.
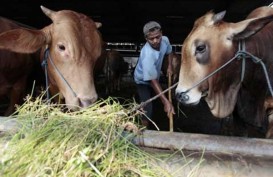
left=0, top=96, right=168, bottom=177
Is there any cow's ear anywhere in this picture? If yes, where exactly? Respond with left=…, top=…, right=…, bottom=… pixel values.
left=95, top=22, right=102, bottom=28
left=232, top=15, right=273, bottom=40
left=0, top=28, right=46, bottom=53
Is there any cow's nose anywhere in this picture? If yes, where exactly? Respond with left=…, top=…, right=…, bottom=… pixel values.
left=79, top=99, right=91, bottom=108
left=79, top=96, right=97, bottom=108
left=176, top=92, right=189, bottom=102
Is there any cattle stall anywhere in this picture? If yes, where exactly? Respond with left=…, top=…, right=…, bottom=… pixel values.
left=1, top=42, right=272, bottom=176
left=0, top=43, right=273, bottom=176
left=1, top=1, right=273, bottom=176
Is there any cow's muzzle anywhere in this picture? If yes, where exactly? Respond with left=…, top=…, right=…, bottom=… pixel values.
left=176, top=92, right=189, bottom=103
left=79, top=95, right=98, bottom=108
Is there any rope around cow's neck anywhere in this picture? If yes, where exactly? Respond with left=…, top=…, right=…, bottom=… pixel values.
left=177, top=39, right=273, bottom=103
left=41, top=48, right=77, bottom=102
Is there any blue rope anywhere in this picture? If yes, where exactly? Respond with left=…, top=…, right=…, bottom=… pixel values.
left=41, top=48, right=78, bottom=102
left=41, top=48, right=50, bottom=101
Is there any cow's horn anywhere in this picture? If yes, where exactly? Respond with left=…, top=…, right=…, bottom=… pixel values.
left=95, top=22, right=102, bottom=28
left=212, top=11, right=226, bottom=24
left=40, top=5, right=56, bottom=19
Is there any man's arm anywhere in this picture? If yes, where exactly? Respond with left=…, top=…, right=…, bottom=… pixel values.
left=150, top=79, right=175, bottom=116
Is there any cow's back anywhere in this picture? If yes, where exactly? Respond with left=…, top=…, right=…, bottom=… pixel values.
left=0, top=17, right=38, bottom=115
left=0, top=17, right=36, bottom=74
left=235, top=7, right=273, bottom=127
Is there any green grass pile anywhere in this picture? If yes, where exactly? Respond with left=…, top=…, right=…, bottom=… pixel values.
left=0, top=96, right=169, bottom=177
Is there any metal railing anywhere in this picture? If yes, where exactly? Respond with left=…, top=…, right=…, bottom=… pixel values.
left=106, top=42, right=182, bottom=56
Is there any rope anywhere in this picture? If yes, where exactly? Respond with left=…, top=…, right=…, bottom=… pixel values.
left=129, top=82, right=178, bottom=114
left=41, top=48, right=77, bottom=102
left=181, top=52, right=241, bottom=96
left=178, top=41, right=273, bottom=102
left=237, top=51, right=273, bottom=97
left=41, top=49, right=50, bottom=101
left=238, top=40, right=246, bottom=81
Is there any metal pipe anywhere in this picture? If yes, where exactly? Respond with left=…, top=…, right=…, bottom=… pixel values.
left=133, top=130, right=273, bottom=158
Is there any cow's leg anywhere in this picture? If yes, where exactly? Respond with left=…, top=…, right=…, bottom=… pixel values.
left=114, top=74, right=120, bottom=92
left=105, top=78, right=109, bottom=95
left=0, top=86, right=10, bottom=116
left=266, top=111, right=273, bottom=138
left=5, top=77, right=28, bottom=116
left=117, top=74, right=121, bottom=91
left=110, top=73, right=114, bottom=93
left=105, top=66, right=110, bottom=95
left=110, top=72, right=116, bottom=93
left=264, top=97, right=273, bottom=138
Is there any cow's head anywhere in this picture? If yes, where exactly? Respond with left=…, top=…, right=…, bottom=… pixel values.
left=0, top=6, right=102, bottom=111
left=175, top=9, right=273, bottom=118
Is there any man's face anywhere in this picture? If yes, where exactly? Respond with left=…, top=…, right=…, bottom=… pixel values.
left=145, top=29, right=162, bottom=50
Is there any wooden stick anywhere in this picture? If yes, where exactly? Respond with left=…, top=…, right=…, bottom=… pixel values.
left=168, top=74, right=173, bottom=132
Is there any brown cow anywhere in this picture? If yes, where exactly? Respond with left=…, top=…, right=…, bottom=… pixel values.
left=175, top=6, right=273, bottom=138
left=0, top=6, right=102, bottom=112
left=162, top=52, right=181, bottom=84
left=104, top=49, right=128, bottom=94
left=0, top=17, right=39, bottom=116
left=95, top=49, right=128, bottom=95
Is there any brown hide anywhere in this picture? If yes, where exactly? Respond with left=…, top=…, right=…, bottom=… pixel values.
left=0, top=6, right=102, bottom=111
left=175, top=6, right=273, bottom=138
left=0, top=17, right=39, bottom=116
left=162, top=52, right=181, bottom=83
left=105, top=49, right=128, bottom=94
left=95, top=49, right=128, bottom=95
left=94, top=50, right=107, bottom=77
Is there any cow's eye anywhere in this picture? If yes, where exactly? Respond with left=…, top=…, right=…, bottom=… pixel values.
left=196, top=45, right=206, bottom=53
left=58, top=44, right=66, bottom=51
left=194, top=41, right=209, bottom=64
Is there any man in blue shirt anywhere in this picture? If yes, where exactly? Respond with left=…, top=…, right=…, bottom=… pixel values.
left=134, top=21, right=175, bottom=128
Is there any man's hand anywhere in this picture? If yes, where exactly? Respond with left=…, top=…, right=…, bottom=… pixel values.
left=151, top=79, right=175, bottom=117
left=164, top=100, right=175, bottom=118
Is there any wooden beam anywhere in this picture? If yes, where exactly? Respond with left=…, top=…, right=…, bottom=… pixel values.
left=2, top=116, right=273, bottom=158
left=133, top=130, right=273, bottom=158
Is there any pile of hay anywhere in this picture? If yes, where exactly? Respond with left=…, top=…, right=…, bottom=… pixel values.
left=0, top=96, right=169, bottom=177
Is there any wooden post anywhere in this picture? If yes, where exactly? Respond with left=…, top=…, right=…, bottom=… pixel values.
left=168, top=74, right=173, bottom=132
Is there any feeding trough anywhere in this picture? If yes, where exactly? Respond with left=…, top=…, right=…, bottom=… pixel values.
left=133, top=130, right=273, bottom=158
left=1, top=96, right=273, bottom=177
